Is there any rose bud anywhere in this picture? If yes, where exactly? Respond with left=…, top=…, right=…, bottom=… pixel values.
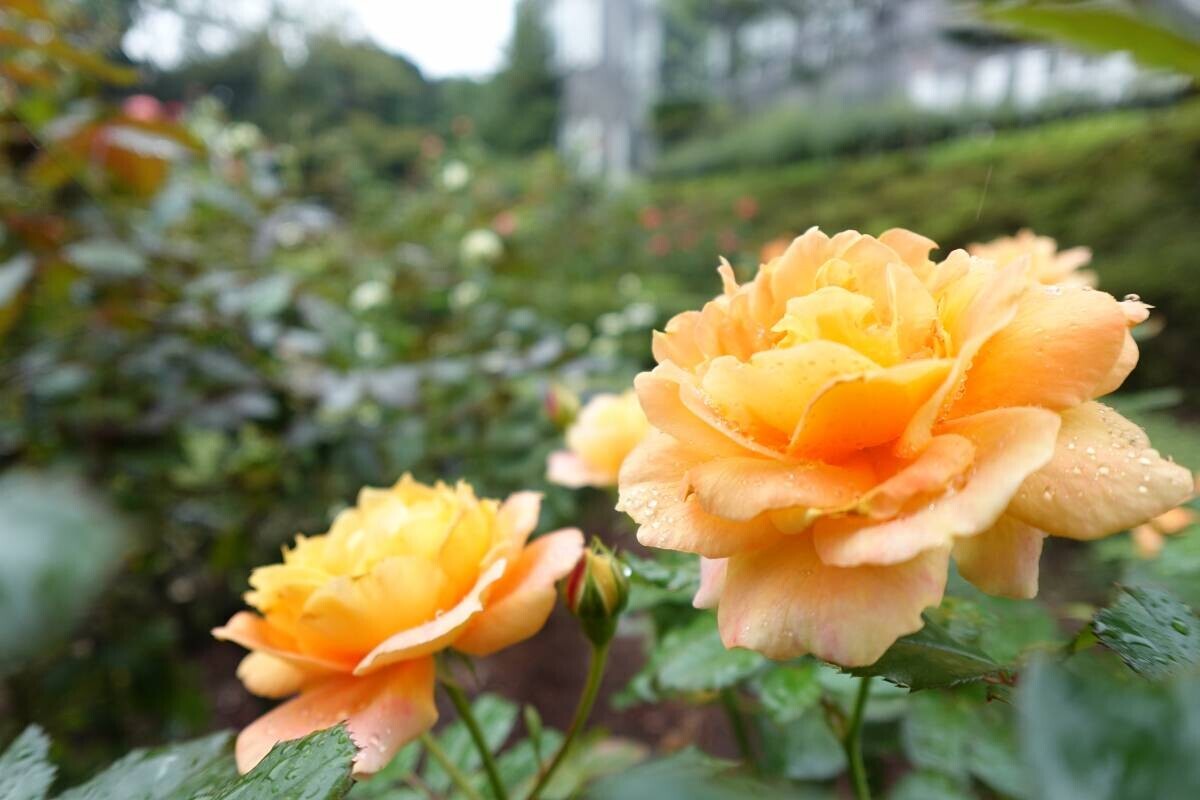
left=544, top=383, right=581, bottom=430
left=564, top=543, right=630, bottom=648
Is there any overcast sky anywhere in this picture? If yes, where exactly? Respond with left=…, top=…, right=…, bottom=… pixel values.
left=124, top=0, right=520, bottom=78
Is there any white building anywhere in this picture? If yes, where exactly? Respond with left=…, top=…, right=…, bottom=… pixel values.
left=543, top=0, right=1183, bottom=179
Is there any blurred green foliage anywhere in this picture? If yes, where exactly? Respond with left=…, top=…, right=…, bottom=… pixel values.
left=3, top=0, right=1200, bottom=794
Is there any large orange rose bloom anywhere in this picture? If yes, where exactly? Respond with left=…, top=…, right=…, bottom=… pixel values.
left=617, top=227, right=1191, bottom=667
left=214, top=476, right=582, bottom=775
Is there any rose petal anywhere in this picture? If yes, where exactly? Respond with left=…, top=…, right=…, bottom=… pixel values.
left=952, top=514, right=1046, bottom=599
left=213, top=612, right=354, bottom=673
left=693, top=557, right=727, bottom=609
left=235, top=657, right=437, bottom=777
left=879, top=228, right=938, bottom=277
left=686, top=454, right=875, bottom=521
left=454, top=528, right=585, bottom=656
left=898, top=259, right=1027, bottom=455
left=858, top=434, right=975, bottom=519
left=789, top=358, right=953, bottom=460
left=951, top=285, right=1129, bottom=415
left=297, top=556, right=448, bottom=662
left=546, top=450, right=613, bottom=488
left=496, top=490, right=542, bottom=549
left=1007, top=402, right=1194, bottom=540
left=1093, top=330, right=1139, bottom=397
left=236, top=652, right=337, bottom=699
left=814, top=407, right=1060, bottom=567
left=702, top=342, right=876, bottom=442
left=636, top=367, right=777, bottom=459
left=618, top=430, right=782, bottom=558
left=353, top=559, right=507, bottom=675
left=718, top=535, right=949, bottom=666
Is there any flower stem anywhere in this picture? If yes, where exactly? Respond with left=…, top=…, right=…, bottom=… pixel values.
left=420, top=732, right=486, bottom=800
left=526, top=640, right=611, bottom=800
left=719, top=688, right=757, bottom=772
left=442, top=680, right=509, bottom=800
left=843, top=676, right=873, bottom=800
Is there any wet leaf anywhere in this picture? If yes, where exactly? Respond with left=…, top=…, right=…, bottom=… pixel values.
left=847, top=616, right=1001, bottom=690
left=59, top=731, right=236, bottom=799
left=1093, top=585, right=1200, bottom=679
left=0, top=726, right=55, bottom=800
left=200, top=725, right=355, bottom=800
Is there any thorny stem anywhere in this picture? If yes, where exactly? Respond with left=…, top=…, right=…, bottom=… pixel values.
left=526, top=640, right=612, bottom=800
left=442, top=679, right=510, bottom=800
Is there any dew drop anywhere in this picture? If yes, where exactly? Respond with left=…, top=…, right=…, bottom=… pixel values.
left=1138, top=485, right=1149, bottom=494
left=1097, top=466, right=1110, bottom=477
left=1124, top=293, right=1141, bottom=302
left=1042, top=488, right=1055, bottom=502
left=1172, top=619, right=1190, bottom=635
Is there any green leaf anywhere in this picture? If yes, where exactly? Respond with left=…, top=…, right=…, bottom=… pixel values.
left=63, top=239, right=147, bottom=277
left=901, top=693, right=972, bottom=780
left=847, top=616, right=1001, bottom=690
left=942, top=574, right=1063, bottom=664
left=496, top=730, right=564, bottom=796
left=900, top=686, right=1028, bottom=797
left=653, top=614, right=768, bottom=694
left=200, top=725, right=356, bottom=800
left=755, top=662, right=821, bottom=724
left=622, top=551, right=700, bottom=611
left=965, top=704, right=1027, bottom=799
left=542, top=734, right=647, bottom=800
left=759, top=711, right=845, bottom=782
left=422, top=694, right=518, bottom=793
left=0, top=726, right=55, bottom=800
left=1093, top=585, right=1200, bottom=679
left=523, top=704, right=545, bottom=766
left=59, top=731, right=236, bottom=799
left=0, top=470, right=127, bottom=672
left=981, top=2, right=1200, bottom=80
left=1018, top=655, right=1200, bottom=799
left=584, top=748, right=792, bottom=800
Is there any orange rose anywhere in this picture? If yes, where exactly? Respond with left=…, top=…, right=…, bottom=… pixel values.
left=618, top=227, right=1192, bottom=666
left=214, top=476, right=582, bottom=775
left=1131, top=503, right=1196, bottom=559
left=969, top=228, right=1096, bottom=287
left=547, top=391, right=650, bottom=488
left=759, top=236, right=792, bottom=264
